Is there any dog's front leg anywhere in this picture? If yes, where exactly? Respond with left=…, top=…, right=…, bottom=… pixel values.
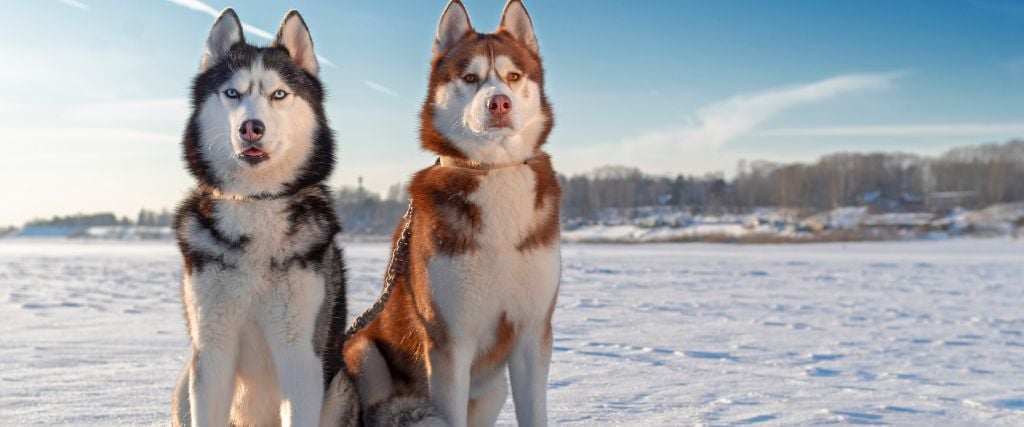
left=266, top=331, right=324, bottom=426
left=266, top=269, right=327, bottom=427
left=185, top=273, right=243, bottom=427
left=428, top=344, right=472, bottom=427
left=508, top=325, right=552, bottom=427
left=189, top=340, right=240, bottom=427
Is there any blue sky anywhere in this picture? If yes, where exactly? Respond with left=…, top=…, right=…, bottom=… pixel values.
left=0, top=0, right=1022, bottom=226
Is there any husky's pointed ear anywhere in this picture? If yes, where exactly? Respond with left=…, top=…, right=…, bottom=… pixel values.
left=201, top=8, right=244, bottom=72
left=498, top=0, right=538, bottom=54
left=274, top=10, right=319, bottom=76
left=434, top=1, right=473, bottom=56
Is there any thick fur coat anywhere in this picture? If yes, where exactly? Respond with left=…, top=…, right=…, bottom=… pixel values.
left=171, top=9, right=356, bottom=427
left=335, top=2, right=560, bottom=426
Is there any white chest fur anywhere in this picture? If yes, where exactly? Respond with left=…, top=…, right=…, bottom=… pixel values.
left=427, top=165, right=560, bottom=342
left=216, top=198, right=292, bottom=266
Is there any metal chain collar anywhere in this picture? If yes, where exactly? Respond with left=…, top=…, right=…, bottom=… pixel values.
left=343, top=201, right=415, bottom=341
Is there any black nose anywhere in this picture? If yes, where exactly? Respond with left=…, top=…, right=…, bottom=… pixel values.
left=239, top=119, right=265, bottom=142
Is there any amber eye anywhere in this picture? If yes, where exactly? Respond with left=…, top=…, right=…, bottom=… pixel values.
left=463, top=74, right=478, bottom=83
left=507, top=72, right=521, bottom=82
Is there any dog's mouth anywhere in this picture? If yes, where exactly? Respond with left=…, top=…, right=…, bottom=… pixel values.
left=487, top=117, right=514, bottom=130
left=238, top=147, right=269, bottom=165
left=479, top=125, right=517, bottom=138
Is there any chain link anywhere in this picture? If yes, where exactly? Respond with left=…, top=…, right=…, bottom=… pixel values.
left=344, top=200, right=415, bottom=341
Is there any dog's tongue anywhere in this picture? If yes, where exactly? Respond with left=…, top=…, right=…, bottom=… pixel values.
left=243, top=148, right=264, bottom=156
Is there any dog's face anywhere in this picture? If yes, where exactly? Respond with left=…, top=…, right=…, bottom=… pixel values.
left=421, top=0, right=553, bottom=165
left=184, top=10, right=334, bottom=197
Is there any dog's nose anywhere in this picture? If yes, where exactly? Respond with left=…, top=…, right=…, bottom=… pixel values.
left=487, top=94, right=512, bottom=117
left=238, top=119, right=265, bottom=142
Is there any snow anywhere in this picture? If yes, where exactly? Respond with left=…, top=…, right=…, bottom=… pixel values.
left=1, top=238, right=1023, bottom=425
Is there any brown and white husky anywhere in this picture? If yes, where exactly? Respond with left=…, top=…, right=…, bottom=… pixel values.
left=339, top=1, right=560, bottom=426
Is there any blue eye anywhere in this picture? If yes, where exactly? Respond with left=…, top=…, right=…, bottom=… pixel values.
left=272, top=90, right=288, bottom=100
left=224, top=88, right=239, bottom=98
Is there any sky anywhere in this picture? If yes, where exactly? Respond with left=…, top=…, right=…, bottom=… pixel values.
left=1, top=0, right=1022, bottom=226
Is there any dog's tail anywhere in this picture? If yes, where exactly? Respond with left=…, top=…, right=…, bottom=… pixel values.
left=363, top=395, right=447, bottom=427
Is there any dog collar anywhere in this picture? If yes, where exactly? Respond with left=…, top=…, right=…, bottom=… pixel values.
left=436, top=156, right=530, bottom=170
left=206, top=188, right=298, bottom=201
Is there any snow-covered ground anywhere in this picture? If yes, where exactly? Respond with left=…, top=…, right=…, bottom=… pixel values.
left=1, top=239, right=1023, bottom=425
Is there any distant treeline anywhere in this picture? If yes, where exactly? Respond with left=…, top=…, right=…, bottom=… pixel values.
left=732, top=140, right=1024, bottom=212
left=560, top=139, right=1024, bottom=219
left=26, top=212, right=128, bottom=227
left=335, top=184, right=408, bottom=236
left=24, top=209, right=173, bottom=229
left=19, top=140, right=1024, bottom=235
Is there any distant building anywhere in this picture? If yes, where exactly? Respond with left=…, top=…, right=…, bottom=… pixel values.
left=928, top=191, right=977, bottom=212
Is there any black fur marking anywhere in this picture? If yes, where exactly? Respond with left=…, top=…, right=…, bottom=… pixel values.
left=191, top=201, right=248, bottom=251
left=172, top=188, right=246, bottom=276
left=319, top=245, right=349, bottom=389
left=285, top=184, right=338, bottom=237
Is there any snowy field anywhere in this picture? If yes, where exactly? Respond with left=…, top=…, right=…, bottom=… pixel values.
left=1, top=239, right=1023, bottom=426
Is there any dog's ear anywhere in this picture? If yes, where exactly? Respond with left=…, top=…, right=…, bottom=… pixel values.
left=498, top=0, right=538, bottom=54
left=200, top=8, right=244, bottom=72
left=434, top=0, right=473, bottom=56
left=274, top=10, right=319, bottom=76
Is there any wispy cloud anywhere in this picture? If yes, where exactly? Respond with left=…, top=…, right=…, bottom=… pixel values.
left=364, top=80, right=400, bottom=98
left=164, top=0, right=336, bottom=68
left=58, top=0, right=89, bottom=10
left=552, top=71, right=906, bottom=176
left=627, top=71, right=906, bottom=152
left=760, top=123, right=1024, bottom=138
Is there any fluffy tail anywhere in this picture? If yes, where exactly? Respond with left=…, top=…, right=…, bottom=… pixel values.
left=363, top=395, right=447, bottom=427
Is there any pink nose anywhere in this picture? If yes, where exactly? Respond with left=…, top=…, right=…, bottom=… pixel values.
left=487, top=94, right=512, bottom=117
left=238, top=119, right=265, bottom=142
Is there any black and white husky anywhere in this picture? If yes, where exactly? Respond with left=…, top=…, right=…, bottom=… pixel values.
left=171, top=9, right=357, bottom=427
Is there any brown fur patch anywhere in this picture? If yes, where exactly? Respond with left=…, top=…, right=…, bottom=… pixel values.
left=345, top=215, right=438, bottom=398
left=467, top=396, right=478, bottom=420
left=517, top=153, right=561, bottom=252
left=409, top=165, right=484, bottom=255
left=471, top=313, right=517, bottom=379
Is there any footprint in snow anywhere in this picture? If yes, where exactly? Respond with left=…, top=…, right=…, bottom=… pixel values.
left=734, top=414, right=777, bottom=424
left=806, top=367, right=841, bottom=377
left=829, top=410, right=884, bottom=423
